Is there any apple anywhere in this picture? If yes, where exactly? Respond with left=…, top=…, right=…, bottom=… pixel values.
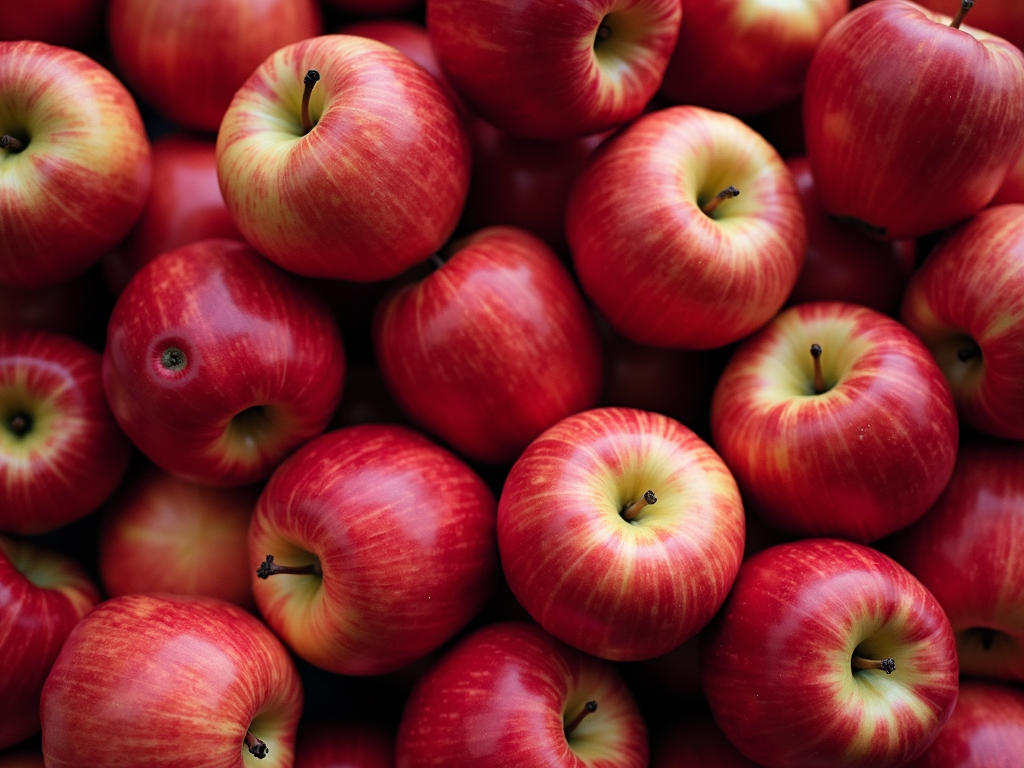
left=102, top=238, right=346, bottom=487
left=803, top=0, right=1024, bottom=240
left=99, top=463, right=259, bottom=609
left=295, top=721, right=393, bottom=768
left=567, top=105, right=807, bottom=350
left=900, top=204, right=1024, bottom=440
left=41, top=593, right=304, bottom=767
left=914, top=0, right=1024, bottom=51
left=992, top=145, right=1024, bottom=206
left=427, top=0, right=683, bottom=140
left=107, top=0, right=323, bottom=133
left=249, top=424, right=498, bottom=676
left=326, top=0, right=421, bottom=14
left=702, top=538, right=959, bottom=768
left=373, top=226, right=604, bottom=464
left=0, top=536, right=100, bottom=750
left=0, top=41, right=151, bottom=288
left=888, top=435, right=1024, bottom=683
left=217, top=34, right=469, bottom=282
left=396, top=621, right=649, bottom=768
left=659, top=0, right=848, bottom=116
left=711, top=301, right=959, bottom=543
left=1, top=329, right=132, bottom=535
left=0, top=0, right=105, bottom=48
left=499, top=407, right=745, bottom=661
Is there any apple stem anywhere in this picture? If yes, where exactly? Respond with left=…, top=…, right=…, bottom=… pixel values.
left=622, top=490, right=657, bottom=522
left=6, top=412, right=32, bottom=437
left=957, top=343, right=981, bottom=362
left=245, top=730, right=269, bottom=759
left=565, top=700, right=598, bottom=736
left=701, top=186, right=740, bottom=216
left=1, top=134, right=25, bottom=152
left=950, top=0, right=973, bottom=29
left=810, top=344, right=826, bottom=394
left=256, top=554, right=323, bottom=580
left=301, top=69, right=320, bottom=135
left=852, top=655, right=896, bottom=674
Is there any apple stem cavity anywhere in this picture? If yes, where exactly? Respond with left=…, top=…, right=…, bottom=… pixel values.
left=595, top=23, right=612, bottom=45
left=852, top=655, right=896, bottom=674
left=245, top=730, right=268, bottom=759
left=565, top=700, right=598, bottom=737
left=950, top=0, right=973, bottom=29
left=701, top=186, right=740, bottom=216
left=810, top=344, right=826, bottom=394
left=256, top=554, right=323, bottom=580
left=957, top=342, right=981, bottom=362
left=622, top=490, right=657, bottom=522
left=1, top=134, right=25, bottom=152
left=301, top=69, right=320, bottom=135
left=6, top=412, right=33, bottom=437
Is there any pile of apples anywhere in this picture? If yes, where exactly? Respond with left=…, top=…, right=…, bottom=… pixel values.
left=2, top=0, right=1023, bottom=766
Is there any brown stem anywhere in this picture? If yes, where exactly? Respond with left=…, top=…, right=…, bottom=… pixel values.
left=301, top=69, right=320, bottom=135
left=957, top=343, right=981, bottom=362
left=565, top=701, right=598, bottom=736
left=256, top=554, right=322, bottom=580
left=622, top=490, right=657, bottom=522
left=950, top=0, right=973, bottom=29
left=701, top=186, right=740, bottom=216
left=245, top=730, right=269, bottom=759
left=810, top=344, right=826, bottom=394
left=1, top=135, right=25, bottom=152
left=852, top=655, right=895, bottom=674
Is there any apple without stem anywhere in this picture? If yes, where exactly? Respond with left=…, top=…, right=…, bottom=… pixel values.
left=396, top=621, right=649, bottom=768
left=702, top=538, right=959, bottom=768
left=499, top=407, right=745, bottom=661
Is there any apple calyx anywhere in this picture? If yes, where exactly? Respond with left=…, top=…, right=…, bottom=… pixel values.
left=564, top=700, right=598, bottom=736
left=160, top=347, right=188, bottom=372
left=301, top=69, right=320, bottom=135
left=5, top=411, right=32, bottom=438
left=1, top=134, right=25, bottom=152
left=255, top=554, right=323, bottom=580
left=851, top=654, right=896, bottom=674
left=701, top=186, right=740, bottom=216
left=810, top=344, right=827, bottom=394
left=245, top=729, right=269, bottom=759
left=956, top=341, right=981, bottom=362
left=950, top=0, right=974, bottom=30
left=621, top=490, right=657, bottom=523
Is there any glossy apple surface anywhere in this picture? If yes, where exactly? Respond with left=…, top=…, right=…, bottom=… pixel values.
left=103, top=239, right=346, bottom=487
left=702, top=538, right=959, bottom=768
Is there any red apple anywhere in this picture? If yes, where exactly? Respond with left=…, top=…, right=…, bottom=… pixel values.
left=373, top=226, right=603, bottom=464
left=295, top=721, right=393, bottom=768
left=499, top=407, right=745, bottom=661
left=427, top=0, right=683, bottom=140
left=803, top=0, right=1024, bottom=239
left=701, top=538, right=959, bottom=768
left=396, top=621, right=649, bottom=768
left=0, top=0, right=105, bottom=48
left=102, top=239, right=346, bottom=487
left=1, top=329, right=132, bottom=535
left=900, top=204, right=1024, bottom=440
left=249, top=424, right=498, bottom=676
left=216, top=34, right=469, bottom=281
left=992, top=145, right=1024, bottom=206
left=567, top=105, right=806, bottom=349
left=41, top=593, right=304, bottom=767
left=0, top=536, right=100, bottom=750
left=0, top=41, right=151, bottom=288
left=326, top=0, right=421, bottom=14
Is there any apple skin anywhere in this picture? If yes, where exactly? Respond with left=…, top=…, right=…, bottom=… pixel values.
left=900, top=204, right=1024, bottom=440
left=803, top=0, right=1024, bottom=240
left=326, top=0, right=421, bottom=14
left=102, top=238, right=346, bottom=488
left=40, top=593, right=304, bottom=768
left=567, top=105, right=806, bottom=350
left=0, top=41, right=152, bottom=288
left=216, top=34, right=469, bottom=282
left=295, top=721, right=393, bottom=768
left=711, top=301, right=959, bottom=543
left=499, top=407, right=745, bottom=661
left=701, top=538, right=959, bottom=768
left=0, top=0, right=105, bottom=48
left=904, top=680, right=1024, bottom=768
left=99, top=463, right=258, bottom=609
left=888, top=435, right=1024, bottom=683
left=659, top=0, right=848, bottom=116
left=249, top=424, right=498, bottom=676
left=914, top=0, right=1024, bottom=51
left=373, top=226, right=603, bottom=465
left=1, top=329, right=133, bottom=535
left=103, top=134, right=244, bottom=296
left=396, top=621, right=649, bottom=768
left=108, top=0, right=323, bottom=133
left=0, top=536, right=100, bottom=750
left=427, top=0, right=683, bottom=140
left=992, top=146, right=1024, bottom=206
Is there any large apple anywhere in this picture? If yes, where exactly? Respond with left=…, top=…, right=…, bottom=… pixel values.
left=711, top=301, right=959, bottom=542
left=41, top=593, right=303, bottom=767
left=701, top=538, right=959, bottom=768
left=217, top=34, right=469, bottom=282
left=499, top=407, right=745, bottom=661
left=0, top=41, right=151, bottom=288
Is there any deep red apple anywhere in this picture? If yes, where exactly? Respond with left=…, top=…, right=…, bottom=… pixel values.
left=992, top=146, right=1024, bottom=205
